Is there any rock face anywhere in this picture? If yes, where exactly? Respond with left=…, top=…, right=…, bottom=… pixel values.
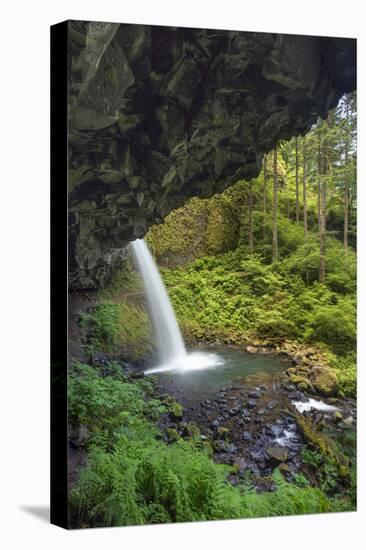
left=67, top=21, right=356, bottom=288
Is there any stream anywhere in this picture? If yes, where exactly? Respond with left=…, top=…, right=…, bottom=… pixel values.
left=131, top=238, right=356, bottom=490
left=152, top=346, right=356, bottom=487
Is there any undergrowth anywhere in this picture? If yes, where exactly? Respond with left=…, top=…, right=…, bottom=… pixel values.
left=68, top=361, right=353, bottom=528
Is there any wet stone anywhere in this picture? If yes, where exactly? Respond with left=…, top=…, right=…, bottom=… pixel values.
left=283, top=384, right=297, bottom=392
left=265, top=446, right=288, bottom=465
left=243, top=431, right=252, bottom=441
left=288, top=390, right=301, bottom=400
left=269, top=424, right=283, bottom=437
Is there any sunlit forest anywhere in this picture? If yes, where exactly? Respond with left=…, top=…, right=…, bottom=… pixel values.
left=68, top=93, right=357, bottom=527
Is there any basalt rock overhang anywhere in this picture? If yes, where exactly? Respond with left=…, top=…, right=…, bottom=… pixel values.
left=66, top=21, right=356, bottom=289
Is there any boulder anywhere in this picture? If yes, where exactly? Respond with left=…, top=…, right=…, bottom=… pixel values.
left=265, top=446, right=289, bottom=465
left=310, top=366, right=338, bottom=397
left=182, top=422, right=200, bottom=438
left=289, top=374, right=312, bottom=392
left=278, top=463, right=291, bottom=474
left=213, top=440, right=229, bottom=453
left=216, top=426, right=229, bottom=441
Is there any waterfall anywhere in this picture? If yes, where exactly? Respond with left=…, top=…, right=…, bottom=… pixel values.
left=131, top=239, right=187, bottom=365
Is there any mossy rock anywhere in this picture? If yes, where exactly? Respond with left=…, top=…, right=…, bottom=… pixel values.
left=213, top=440, right=229, bottom=453
left=265, top=447, right=288, bottom=464
left=286, top=367, right=298, bottom=376
left=294, top=411, right=349, bottom=480
left=310, top=366, right=338, bottom=397
left=165, top=428, right=180, bottom=443
left=278, top=463, right=291, bottom=474
left=289, top=374, right=312, bottom=391
left=333, top=411, right=343, bottom=423
left=182, top=422, right=201, bottom=438
left=169, top=401, right=183, bottom=420
left=297, top=381, right=310, bottom=392
left=230, top=463, right=241, bottom=475
left=215, top=426, right=229, bottom=441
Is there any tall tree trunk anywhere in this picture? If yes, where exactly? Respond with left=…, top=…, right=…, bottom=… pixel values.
left=248, top=180, right=253, bottom=254
left=344, top=180, right=349, bottom=255
left=302, top=136, right=307, bottom=236
left=295, top=137, right=299, bottom=223
left=272, top=148, right=278, bottom=263
left=317, top=134, right=321, bottom=233
left=344, top=98, right=350, bottom=256
left=319, top=132, right=327, bottom=283
left=263, top=155, right=267, bottom=240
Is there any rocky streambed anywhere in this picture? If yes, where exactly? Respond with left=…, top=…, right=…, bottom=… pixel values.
left=154, top=345, right=356, bottom=491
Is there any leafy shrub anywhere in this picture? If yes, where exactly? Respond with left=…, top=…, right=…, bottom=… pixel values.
left=80, top=300, right=153, bottom=360
left=68, top=360, right=352, bottom=528
left=305, top=298, right=356, bottom=354
left=328, top=352, right=357, bottom=397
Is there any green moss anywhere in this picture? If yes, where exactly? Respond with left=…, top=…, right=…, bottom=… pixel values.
left=310, top=367, right=338, bottom=397
left=295, top=412, right=349, bottom=482
left=182, top=422, right=201, bottom=438
left=80, top=300, right=153, bottom=361
left=289, top=374, right=312, bottom=391
left=216, top=426, right=229, bottom=441
left=163, top=395, right=183, bottom=420
left=147, top=181, right=246, bottom=267
left=165, top=428, right=181, bottom=443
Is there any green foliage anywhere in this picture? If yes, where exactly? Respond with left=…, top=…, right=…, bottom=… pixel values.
left=147, top=182, right=246, bottom=267
left=328, top=352, right=357, bottom=397
left=69, top=95, right=357, bottom=526
left=161, top=236, right=355, bottom=358
left=80, top=300, right=153, bottom=360
left=305, top=297, right=356, bottom=354
left=300, top=446, right=354, bottom=498
left=68, top=361, right=346, bottom=527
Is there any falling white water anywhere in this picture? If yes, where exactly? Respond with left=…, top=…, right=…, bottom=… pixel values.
left=131, top=239, right=223, bottom=374
left=131, top=239, right=187, bottom=363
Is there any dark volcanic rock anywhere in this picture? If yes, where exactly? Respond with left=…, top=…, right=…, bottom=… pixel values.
left=66, top=21, right=356, bottom=288
left=266, top=399, right=279, bottom=410
left=243, top=431, right=252, bottom=441
left=268, top=424, right=283, bottom=437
